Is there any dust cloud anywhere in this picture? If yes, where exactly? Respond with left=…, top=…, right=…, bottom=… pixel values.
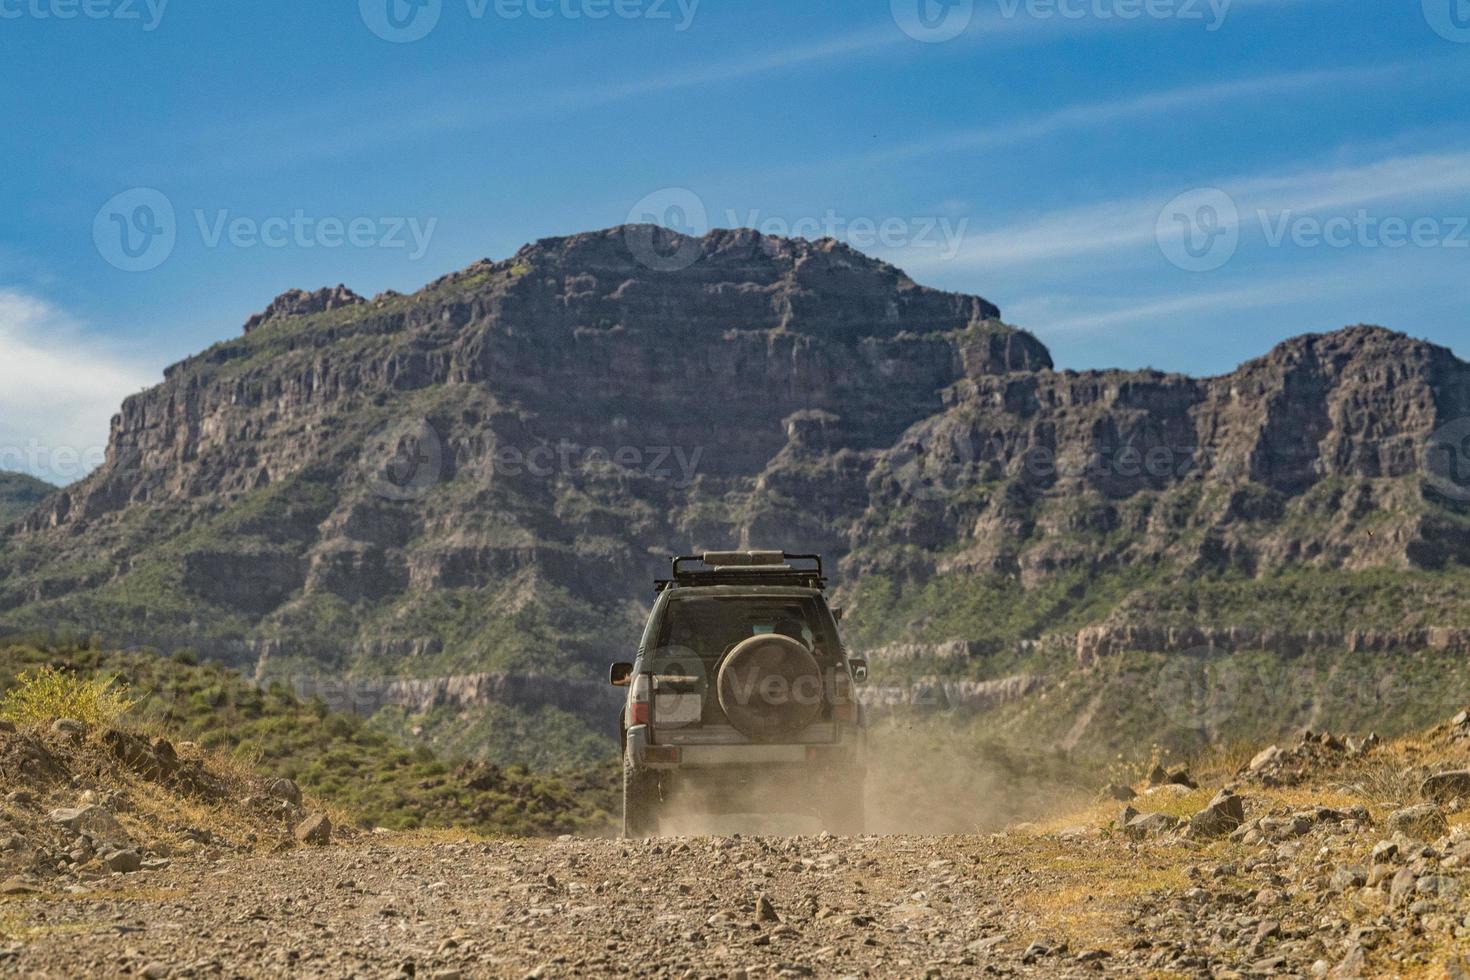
left=646, top=719, right=1093, bottom=838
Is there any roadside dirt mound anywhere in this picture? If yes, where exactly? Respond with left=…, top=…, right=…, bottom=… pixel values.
left=0, top=717, right=342, bottom=894
left=1236, top=728, right=1381, bottom=788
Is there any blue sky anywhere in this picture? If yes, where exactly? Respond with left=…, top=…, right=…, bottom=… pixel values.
left=2, top=0, right=1468, bottom=482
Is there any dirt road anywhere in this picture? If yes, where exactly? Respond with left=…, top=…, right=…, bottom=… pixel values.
left=0, top=824, right=1366, bottom=979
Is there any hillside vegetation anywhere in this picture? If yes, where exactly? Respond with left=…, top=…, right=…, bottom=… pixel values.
left=0, top=472, right=52, bottom=526
left=0, top=640, right=616, bottom=836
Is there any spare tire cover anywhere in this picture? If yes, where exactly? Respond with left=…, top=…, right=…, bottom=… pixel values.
left=716, top=634, right=824, bottom=740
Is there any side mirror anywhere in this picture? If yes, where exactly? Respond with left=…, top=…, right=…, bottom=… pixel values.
left=610, top=662, right=635, bottom=687
left=832, top=607, right=845, bottom=623
left=849, top=658, right=868, bottom=684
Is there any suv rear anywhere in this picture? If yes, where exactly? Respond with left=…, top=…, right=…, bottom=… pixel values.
left=610, top=551, right=869, bottom=837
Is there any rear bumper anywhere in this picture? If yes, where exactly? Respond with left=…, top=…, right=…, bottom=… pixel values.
left=627, top=724, right=864, bottom=771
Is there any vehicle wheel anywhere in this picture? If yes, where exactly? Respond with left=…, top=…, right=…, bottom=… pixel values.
left=622, top=757, right=660, bottom=838
left=820, top=771, right=866, bottom=836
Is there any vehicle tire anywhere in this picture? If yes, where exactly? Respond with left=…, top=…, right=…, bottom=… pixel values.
left=820, top=771, right=866, bottom=836
left=716, top=634, right=824, bottom=740
left=622, top=756, right=660, bottom=839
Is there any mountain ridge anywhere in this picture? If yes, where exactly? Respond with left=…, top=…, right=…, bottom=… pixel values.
left=0, top=471, right=55, bottom=528
left=3, top=225, right=1468, bottom=764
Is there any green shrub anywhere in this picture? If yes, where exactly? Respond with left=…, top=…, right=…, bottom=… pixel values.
left=0, top=665, right=136, bottom=728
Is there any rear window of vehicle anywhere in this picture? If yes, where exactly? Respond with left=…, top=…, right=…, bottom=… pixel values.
left=655, top=596, right=835, bottom=664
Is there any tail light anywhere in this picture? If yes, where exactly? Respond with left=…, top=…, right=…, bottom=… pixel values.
left=831, top=670, right=857, bottom=723
left=630, top=673, right=652, bottom=726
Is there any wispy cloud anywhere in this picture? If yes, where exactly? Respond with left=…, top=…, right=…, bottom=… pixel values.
left=187, top=0, right=1309, bottom=173
left=900, top=147, right=1470, bottom=273
left=824, top=62, right=1411, bottom=172
left=0, top=290, right=152, bottom=485
left=181, top=25, right=918, bottom=172
left=1012, top=279, right=1312, bottom=334
left=1006, top=250, right=1454, bottom=338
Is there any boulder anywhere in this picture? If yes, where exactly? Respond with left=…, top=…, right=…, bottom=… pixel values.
left=1165, top=765, right=1198, bottom=789
left=294, top=813, right=331, bottom=845
left=1248, top=745, right=1282, bottom=772
left=1389, top=868, right=1419, bottom=906
left=1330, top=866, right=1368, bottom=892
left=268, top=778, right=303, bottom=807
left=1422, top=771, right=1470, bottom=804
left=1388, top=804, right=1449, bottom=841
left=101, top=848, right=142, bottom=873
left=51, top=718, right=85, bottom=740
left=1124, top=812, right=1179, bottom=840
left=48, top=805, right=125, bottom=840
left=1188, top=791, right=1246, bottom=838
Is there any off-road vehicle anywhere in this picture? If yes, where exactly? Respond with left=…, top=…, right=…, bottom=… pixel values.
left=610, top=551, right=868, bottom=837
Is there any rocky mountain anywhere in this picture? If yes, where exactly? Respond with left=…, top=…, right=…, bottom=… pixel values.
left=0, top=472, right=53, bottom=527
left=2, top=225, right=1468, bottom=763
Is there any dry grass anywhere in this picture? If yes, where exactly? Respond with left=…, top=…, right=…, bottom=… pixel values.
left=1004, top=836, right=1193, bottom=950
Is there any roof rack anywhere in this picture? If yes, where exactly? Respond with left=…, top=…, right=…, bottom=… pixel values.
left=655, top=551, right=826, bottom=592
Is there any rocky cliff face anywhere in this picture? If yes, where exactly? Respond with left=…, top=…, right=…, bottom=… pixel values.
left=1, top=226, right=1467, bottom=756
left=854, top=326, right=1470, bottom=585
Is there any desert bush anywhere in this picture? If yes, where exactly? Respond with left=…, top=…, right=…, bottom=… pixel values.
left=0, top=665, right=136, bottom=728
